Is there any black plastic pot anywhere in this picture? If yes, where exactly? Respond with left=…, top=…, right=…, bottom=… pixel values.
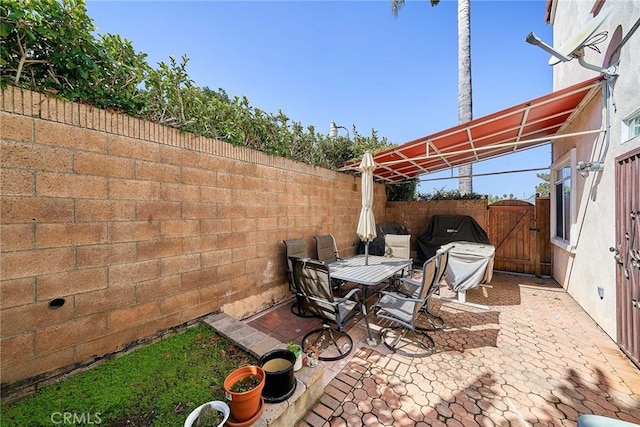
left=259, top=349, right=297, bottom=403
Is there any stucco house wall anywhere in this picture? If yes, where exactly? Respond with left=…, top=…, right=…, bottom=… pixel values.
left=549, top=0, right=640, bottom=339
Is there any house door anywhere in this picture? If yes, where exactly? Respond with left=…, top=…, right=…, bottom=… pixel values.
left=615, top=146, right=640, bottom=367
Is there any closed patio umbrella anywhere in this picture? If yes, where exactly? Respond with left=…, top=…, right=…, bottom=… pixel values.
left=357, top=151, right=377, bottom=265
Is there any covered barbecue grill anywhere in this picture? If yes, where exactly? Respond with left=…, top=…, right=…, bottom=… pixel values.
left=416, top=215, right=490, bottom=264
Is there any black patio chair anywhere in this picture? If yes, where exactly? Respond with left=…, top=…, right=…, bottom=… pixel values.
left=372, top=255, right=438, bottom=357
left=283, top=238, right=315, bottom=318
left=289, top=257, right=363, bottom=361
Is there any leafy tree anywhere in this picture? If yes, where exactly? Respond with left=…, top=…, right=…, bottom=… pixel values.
left=391, top=0, right=473, bottom=194
left=97, top=34, right=149, bottom=112
left=487, top=194, right=516, bottom=204
left=1, top=0, right=149, bottom=113
left=140, top=55, right=391, bottom=169
left=1, top=0, right=393, bottom=175
left=1, top=0, right=98, bottom=90
left=535, top=172, right=550, bottom=196
left=418, top=187, right=485, bottom=201
left=386, top=180, right=418, bottom=201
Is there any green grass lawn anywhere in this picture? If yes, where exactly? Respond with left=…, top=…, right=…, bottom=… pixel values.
left=1, top=324, right=257, bottom=426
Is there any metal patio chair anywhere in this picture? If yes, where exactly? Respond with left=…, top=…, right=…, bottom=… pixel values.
left=283, top=238, right=314, bottom=317
left=372, top=255, right=438, bottom=357
left=385, top=234, right=412, bottom=288
left=384, top=234, right=411, bottom=259
left=397, top=246, right=451, bottom=330
left=289, top=257, right=363, bottom=361
left=314, top=234, right=340, bottom=263
left=313, top=234, right=345, bottom=294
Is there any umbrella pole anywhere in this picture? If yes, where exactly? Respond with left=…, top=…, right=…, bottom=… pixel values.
left=365, top=241, right=369, bottom=265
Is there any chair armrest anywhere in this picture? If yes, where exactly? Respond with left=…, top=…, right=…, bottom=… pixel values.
left=303, top=294, right=333, bottom=306
left=336, top=287, right=362, bottom=304
left=399, top=277, right=420, bottom=287
left=303, top=289, right=361, bottom=307
left=378, top=290, right=425, bottom=304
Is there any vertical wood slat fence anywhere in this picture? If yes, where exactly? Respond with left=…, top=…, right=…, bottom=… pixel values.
left=488, top=198, right=551, bottom=276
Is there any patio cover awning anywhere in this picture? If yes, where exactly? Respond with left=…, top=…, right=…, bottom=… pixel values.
left=340, top=76, right=604, bottom=183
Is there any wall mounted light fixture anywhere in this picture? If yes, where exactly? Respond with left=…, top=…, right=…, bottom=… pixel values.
left=576, top=161, right=604, bottom=177
left=329, top=121, right=350, bottom=139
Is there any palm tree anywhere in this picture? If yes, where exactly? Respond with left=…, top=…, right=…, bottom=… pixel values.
left=391, top=0, right=473, bottom=194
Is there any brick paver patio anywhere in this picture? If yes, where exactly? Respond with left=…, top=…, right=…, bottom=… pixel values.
left=248, top=272, right=640, bottom=426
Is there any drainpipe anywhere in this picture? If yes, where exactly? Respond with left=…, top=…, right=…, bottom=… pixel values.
left=596, top=75, right=615, bottom=163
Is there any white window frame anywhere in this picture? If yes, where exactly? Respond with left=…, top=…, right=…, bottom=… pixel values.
left=550, top=148, right=577, bottom=251
left=622, top=107, right=640, bottom=142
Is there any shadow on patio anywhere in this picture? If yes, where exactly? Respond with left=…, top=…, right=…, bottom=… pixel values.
left=246, top=272, right=640, bottom=426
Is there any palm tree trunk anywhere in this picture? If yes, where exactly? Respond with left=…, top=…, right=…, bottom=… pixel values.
left=457, top=0, right=473, bottom=194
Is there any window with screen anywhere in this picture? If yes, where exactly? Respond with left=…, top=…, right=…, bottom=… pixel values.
left=624, top=109, right=640, bottom=140
left=551, top=149, right=576, bottom=250
left=554, top=165, right=572, bottom=242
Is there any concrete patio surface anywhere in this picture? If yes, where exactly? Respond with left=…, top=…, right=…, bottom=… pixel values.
left=247, top=272, right=640, bottom=426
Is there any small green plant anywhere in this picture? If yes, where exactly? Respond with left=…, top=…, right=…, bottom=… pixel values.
left=229, top=375, right=261, bottom=393
left=286, top=341, right=301, bottom=357
left=195, top=404, right=224, bottom=427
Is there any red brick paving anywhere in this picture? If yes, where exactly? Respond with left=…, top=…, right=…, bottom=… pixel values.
left=252, top=272, right=640, bottom=426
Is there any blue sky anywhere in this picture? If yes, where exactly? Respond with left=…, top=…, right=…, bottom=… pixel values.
left=87, top=0, right=554, bottom=198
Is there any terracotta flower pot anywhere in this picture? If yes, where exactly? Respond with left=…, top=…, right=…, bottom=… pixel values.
left=223, top=365, right=266, bottom=423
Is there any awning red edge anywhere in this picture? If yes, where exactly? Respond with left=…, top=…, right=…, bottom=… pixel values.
left=342, top=75, right=604, bottom=183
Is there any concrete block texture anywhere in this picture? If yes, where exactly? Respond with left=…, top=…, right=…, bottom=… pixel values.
left=1, top=86, right=488, bottom=392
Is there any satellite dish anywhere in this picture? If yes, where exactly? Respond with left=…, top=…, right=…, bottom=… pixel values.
left=548, top=7, right=613, bottom=65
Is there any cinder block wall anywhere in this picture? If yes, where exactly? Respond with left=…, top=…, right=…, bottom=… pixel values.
left=385, top=199, right=489, bottom=255
left=0, top=87, right=385, bottom=388
left=0, top=87, right=486, bottom=391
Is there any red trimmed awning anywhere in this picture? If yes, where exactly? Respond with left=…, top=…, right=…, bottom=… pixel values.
left=340, top=76, right=604, bottom=183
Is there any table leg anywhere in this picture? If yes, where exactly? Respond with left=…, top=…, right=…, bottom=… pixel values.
left=361, top=301, right=377, bottom=346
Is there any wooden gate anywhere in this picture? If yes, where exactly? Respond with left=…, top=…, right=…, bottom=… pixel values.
left=615, top=147, right=640, bottom=367
left=488, top=199, right=551, bottom=275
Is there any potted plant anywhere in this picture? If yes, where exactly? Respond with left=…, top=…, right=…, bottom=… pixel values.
left=303, top=344, right=319, bottom=367
left=184, top=401, right=229, bottom=427
left=223, top=365, right=265, bottom=423
left=260, top=348, right=297, bottom=403
left=286, top=341, right=303, bottom=371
